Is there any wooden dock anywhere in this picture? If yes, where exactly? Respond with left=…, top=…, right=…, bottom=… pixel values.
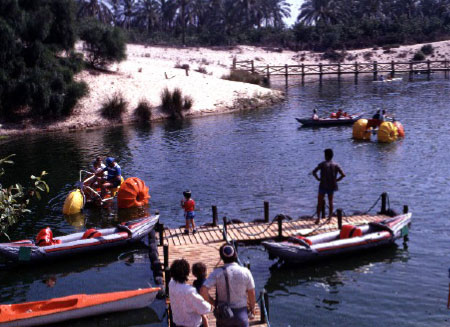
left=232, top=59, right=450, bottom=83
left=157, top=194, right=405, bottom=326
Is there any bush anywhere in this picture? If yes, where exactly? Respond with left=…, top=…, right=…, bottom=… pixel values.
left=160, top=88, right=193, bottom=120
left=222, top=70, right=262, bottom=85
left=79, top=19, right=127, bottom=68
left=421, top=44, right=434, bottom=55
left=195, top=66, right=208, bottom=74
left=175, top=63, right=190, bottom=70
left=134, top=99, right=152, bottom=122
left=101, top=92, right=128, bottom=120
left=412, top=51, right=426, bottom=61
left=322, top=49, right=346, bottom=62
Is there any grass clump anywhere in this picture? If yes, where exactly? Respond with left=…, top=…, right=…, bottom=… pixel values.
left=222, top=70, right=262, bottom=85
left=160, top=88, right=194, bottom=120
left=421, top=44, right=434, bottom=55
left=412, top=51, right=426, bottom=61
left=101, top=92, right=128, bottom=120
left=134, top=99, right=152, bottom=122
left=195, top=66, right=208, bottom=74
left=175, top=63, right=190, bottom=70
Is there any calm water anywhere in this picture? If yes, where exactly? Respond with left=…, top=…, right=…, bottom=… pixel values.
left=1, top=74, right=450, bottom=326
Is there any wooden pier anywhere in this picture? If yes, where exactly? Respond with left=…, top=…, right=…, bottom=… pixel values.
left=157, top=194, right=407, bottom=326
left=232, top=59, right=450, bottom=83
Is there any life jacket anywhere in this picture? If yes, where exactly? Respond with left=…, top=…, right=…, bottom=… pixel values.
left=82, top=228, right=102, bottom=239
left=330, top=113, right=337, bottom=118
left=340, top=225, right=363, bottom=239
left=36, top=227, right=61, bottom=246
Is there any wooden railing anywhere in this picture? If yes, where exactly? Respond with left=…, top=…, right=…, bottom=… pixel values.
left=232, top=58, right=450, bottom=82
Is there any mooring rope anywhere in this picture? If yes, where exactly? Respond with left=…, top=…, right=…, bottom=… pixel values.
left=225, top=214, right=290, bottom=238
left=363, top=194, right=382, bottom=214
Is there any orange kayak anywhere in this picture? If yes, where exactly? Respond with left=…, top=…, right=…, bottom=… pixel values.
left=0, top=288, right=160, bottom=327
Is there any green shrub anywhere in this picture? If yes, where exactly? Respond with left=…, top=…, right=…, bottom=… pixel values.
left=175, top=63, right=190, bottom=70
left=101, top=92, right=128, bottom=120
left=322, top=49, right=346, bottom=62
left=413, top=51, right=426, bottom=61
left=134, top=99, right=152, bottom=122
left=222, top=70, right=262, bottom=85
left=195, top=67, right=208, bottom=74
left=421, top=44, right=434, bottom=55
left=160, top=87, right=193, bottom=120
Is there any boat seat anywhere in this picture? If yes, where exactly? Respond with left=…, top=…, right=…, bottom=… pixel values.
left=340, top=225, right=362, bottom=239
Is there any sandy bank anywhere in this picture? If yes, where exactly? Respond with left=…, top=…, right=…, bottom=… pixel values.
left=1, top=40, right=449, bottom=136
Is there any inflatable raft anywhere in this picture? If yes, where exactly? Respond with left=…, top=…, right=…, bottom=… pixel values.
left=0, top=214, right=159, bottom=265
left=0, top=287, right=159, bottom=327
left=296, top=113, right=363, bottom=127
left=262, top=213, right=411, bottom=264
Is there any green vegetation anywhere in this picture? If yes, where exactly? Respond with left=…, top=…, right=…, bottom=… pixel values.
left=413, top=51, right=426, bottom=61
left=101, top=92, right=128, bottom=120
left=75, top=0, right=450, bottom=50
left=0, top=155, right=49, bottom=239
left=160, top=88, right=193, bottom=120
left=134, top=99, right=152, bottom=122
left=222, top=70, right=263, bottom=85
left=79, top=18, right=127, bottom=68
left=421, top=44, right=434, bottom=55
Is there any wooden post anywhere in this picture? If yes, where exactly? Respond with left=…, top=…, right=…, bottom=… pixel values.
left=285, top=64, right=288, bottom=85
left=223, top=216, right=228, bottom=241
left=264, top=289, right=269, bottom=319
left=380, top=192, right=387, bottom=214
left=165, top=267, right=171, bottom=297
left=391, top=60, right=395, bottom=77
left=427, top=59, right=431, bottom=80
left=232, top=57, right=236, bottom=70
left=185, top=67, right=189, bottom=76
left=337, top=63, right=341, bottom=82
left=266, top=64, right=270, bottom=81
left=403, top=205, right=409, bottom=214
left=251, top=60, right=255, bottom=73
left=319, top=63, right=323, bottom=83
left=277, top=215, right=283, bottom=240
left=301, top=64, right=305, bottom=85
left=373, top=61, right=378, bottom=81
left=264, top=201, right=269, bottom=223
left=260, top=289, right=269, bottom=323
left=212, top=205, right=218, bottom=227
left=445, top=60, right=449, bottom=79
left=163, top=244, right=169, bottom=270
left=337, top=209, right=343, bottom=229
left=159, top=223, right=164, bottom=246
left=409, top=61, right=414, bottom=81
left=354, top=62, right=359, bottom=84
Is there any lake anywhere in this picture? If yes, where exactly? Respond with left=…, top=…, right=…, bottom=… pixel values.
left=1, top=74, right=450, bottom=326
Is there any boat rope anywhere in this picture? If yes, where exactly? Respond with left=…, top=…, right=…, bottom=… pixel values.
left=225, top=214, right=288, bottom=238
left=296, top=216, right=333, bottom=237
left=256, top=292, right=271, bottom=327
left=363, top=195, right=382, bottom=214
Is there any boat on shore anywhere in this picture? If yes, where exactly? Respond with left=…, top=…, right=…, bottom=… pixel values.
left=296, top=113, right=363, bottom=127
left=0, top=288, right=160, bottom=327
left=262, top=213, right=411, bottom=264
left=0, top=214, right=159, bottom=266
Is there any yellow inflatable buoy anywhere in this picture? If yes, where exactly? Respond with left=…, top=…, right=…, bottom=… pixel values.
left=377, top=122, right=398, bottom=143
left=352, top=119, right=372, bottom=140
left=63, top=189, right=85, bottom=215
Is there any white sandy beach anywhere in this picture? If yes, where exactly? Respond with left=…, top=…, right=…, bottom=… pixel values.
left=2, top=40, right=450, bottom=135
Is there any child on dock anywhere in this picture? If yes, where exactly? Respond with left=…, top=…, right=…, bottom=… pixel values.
left=193, top=262, right=209, bottom=327
left=181, top=190, right=196, bottom=234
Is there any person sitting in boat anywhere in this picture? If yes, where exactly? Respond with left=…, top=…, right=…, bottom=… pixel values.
left=312, top=109, right=319, bottom=120
left=87, top=156, right=105, bottom=188
left=335, top=109, right=343, bottom=118
left=98, top=157, right=122, bottom=197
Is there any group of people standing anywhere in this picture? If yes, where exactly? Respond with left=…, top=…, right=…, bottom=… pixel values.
left=169, top=244, right=256, bottom=327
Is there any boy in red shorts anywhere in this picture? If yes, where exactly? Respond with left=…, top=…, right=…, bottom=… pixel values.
left=181, top=190, right=196, bottom=234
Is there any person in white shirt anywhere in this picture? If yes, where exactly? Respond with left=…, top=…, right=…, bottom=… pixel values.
left=200, top=244, right=256, bottom=327
left=169, top=259, right=211, bottom=327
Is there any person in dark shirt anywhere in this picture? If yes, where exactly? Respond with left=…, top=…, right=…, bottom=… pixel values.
left=312, top=149, right=346, bottom=224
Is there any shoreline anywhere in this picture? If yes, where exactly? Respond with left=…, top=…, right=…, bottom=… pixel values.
left=1, top=40, right=449, bottom=136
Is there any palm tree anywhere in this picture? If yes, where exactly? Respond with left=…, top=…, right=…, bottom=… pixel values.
left=115, top=0, right=139, bottom=29
left=297, top=0, right=340, bottom=25
left=76, top=0, right=113, bottom=23
left=135, top=0, right=161, bottom=33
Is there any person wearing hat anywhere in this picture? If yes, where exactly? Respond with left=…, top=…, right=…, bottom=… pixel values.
left=98, top=157, right=122, bottom=197
left=200, top=244, right=256, bottom=327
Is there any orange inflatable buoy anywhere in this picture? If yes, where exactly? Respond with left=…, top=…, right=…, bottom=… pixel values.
left=117, top=177, right=151, bottom=209
left=394, top=121, right=405, bottom=138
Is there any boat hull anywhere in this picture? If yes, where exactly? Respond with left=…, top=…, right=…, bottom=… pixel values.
left=0, top=215, right=159, bottom=265
left=0, top=288, right=159, bottom=327
left=296, top=114, right=363, bottom=127
left=263, top=213, right=411, bottom=264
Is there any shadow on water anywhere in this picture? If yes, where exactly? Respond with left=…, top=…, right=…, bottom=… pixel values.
left=264, top=244, right=410, bottom=292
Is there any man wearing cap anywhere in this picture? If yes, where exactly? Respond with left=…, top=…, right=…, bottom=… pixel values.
left=200, top=244, right=256, bottom=327
left=99, top=157, right=122, bottom=197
